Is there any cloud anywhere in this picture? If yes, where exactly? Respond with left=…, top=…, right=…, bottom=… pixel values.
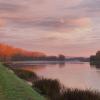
left=3, top=15, right=91, bottom=34
left=0, top=18, right=6, bottom=27
left=0, top=0, right=99, bottom=56
left=0, top=0, right=91, bottom=33
left=0, top=3, right=22, bottom=12
left=68, top=0, right=100, bottom=17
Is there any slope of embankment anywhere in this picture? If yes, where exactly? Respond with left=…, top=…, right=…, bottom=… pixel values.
left=0, top=63, right=46, bottom=100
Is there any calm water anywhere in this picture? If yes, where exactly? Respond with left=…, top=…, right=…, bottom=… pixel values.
left=14, top=62, right=100, bottom=91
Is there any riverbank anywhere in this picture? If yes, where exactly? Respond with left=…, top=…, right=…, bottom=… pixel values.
left=0, top=62, right=46, bottom=100
left=9, top=63, right=100, bottom=100
left=2, top=62, right=100, bottom=100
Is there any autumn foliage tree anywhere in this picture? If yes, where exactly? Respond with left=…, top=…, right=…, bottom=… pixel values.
left=0, top=44, right=45, bottom=61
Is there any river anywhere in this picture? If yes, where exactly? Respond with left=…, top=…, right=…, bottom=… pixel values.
left=12, top=61, right=100, bottom=91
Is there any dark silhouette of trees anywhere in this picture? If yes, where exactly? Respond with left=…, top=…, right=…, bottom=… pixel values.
left=90, top=51, right=100, bottom=65
left=10, top=53, right=66, bottom=61
left=96, top=51, right=100, bottom=57
left=58, top=55, right=66, bottom=61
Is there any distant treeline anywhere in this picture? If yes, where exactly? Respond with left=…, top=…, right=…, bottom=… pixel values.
left=0, top=53, right=66, bottom=61
left=90, top=51, right=100, bottom=65
left=0, top=53, right=90, bottom=62
left=11, top=54, right=66, bottom=61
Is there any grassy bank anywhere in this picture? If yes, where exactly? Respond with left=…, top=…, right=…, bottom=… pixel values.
left=0, top=63, right=46, bottom=100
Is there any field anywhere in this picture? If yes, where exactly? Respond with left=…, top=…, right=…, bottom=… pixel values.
left=0, top=63, right=46, bottom=100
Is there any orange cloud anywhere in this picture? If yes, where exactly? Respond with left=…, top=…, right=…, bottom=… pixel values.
left=0, top=18, right=6, bottom=27
left=69, top=17, right=91, bottom=27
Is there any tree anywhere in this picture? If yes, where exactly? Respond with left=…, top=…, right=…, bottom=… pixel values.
left=96, top=51, right=100, bottom=57
left=58, top=54, right=66, bottom=61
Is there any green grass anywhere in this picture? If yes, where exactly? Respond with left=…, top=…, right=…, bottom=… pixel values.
left=0, top=63, right=46, bottom=100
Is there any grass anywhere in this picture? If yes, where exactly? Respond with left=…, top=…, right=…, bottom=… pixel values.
left=32, top=78, right=100, bottom=100
left=56, top=89, right=100, bottom=100
left=0, top=63, right=46, bottom=100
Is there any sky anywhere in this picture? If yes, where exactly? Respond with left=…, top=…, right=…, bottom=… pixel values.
left=0, top=0, right=100, bottom=57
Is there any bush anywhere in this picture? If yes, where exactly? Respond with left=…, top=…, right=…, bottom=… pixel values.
left=32, top=78, right=61, bottom=99
left=56, top=89, right=100, bottom=100
left=14, top=69, right=39, bottom=82
left=32, top=78, right=100, bottom=100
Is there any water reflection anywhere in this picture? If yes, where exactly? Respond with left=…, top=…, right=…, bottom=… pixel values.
left=90, top=63, right=100, bottom=70
left=12, top=64, right=47, bottom=72
left=12, top=62, right=100, bottom=91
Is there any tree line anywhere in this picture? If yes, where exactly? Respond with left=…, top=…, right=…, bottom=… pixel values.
left=90, top=51, right=100, bottom=65
left=0, top=53, right=66, bottom=61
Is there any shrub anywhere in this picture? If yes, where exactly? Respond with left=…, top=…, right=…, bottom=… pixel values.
left=32, top=78, right=100, bottom=100
left=56, top=89, right=100, bottom=100
left=14, top=69, right=39, bottom=82
left=32, top=78, right=61, bottom=99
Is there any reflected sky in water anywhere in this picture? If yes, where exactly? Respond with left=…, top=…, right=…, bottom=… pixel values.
left=14, top=62, right=100, bottom=91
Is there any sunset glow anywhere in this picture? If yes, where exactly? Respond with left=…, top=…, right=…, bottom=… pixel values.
left=0, top=0, right=100, bottom=56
